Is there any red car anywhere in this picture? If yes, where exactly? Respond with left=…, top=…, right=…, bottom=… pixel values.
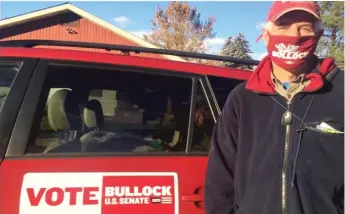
left=0, top=40, right=256, bottom=214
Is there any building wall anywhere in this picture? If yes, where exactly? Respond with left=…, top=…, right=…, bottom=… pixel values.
left=0, top=11, right=164, bottom=60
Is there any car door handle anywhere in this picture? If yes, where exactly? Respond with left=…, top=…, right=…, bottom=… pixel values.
left=181, top=194, right=204, bottom=202
left=181, top=186, right=204, bottom=202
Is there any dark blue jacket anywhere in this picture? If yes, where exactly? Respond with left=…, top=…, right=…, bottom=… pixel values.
left=205, top=56, right=344, bottom=214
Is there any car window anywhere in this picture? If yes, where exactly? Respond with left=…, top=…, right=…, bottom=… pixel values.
left=0, top=61, right=20, bottom=111
left=191, top=83, right=214, bottom=152
left=207, top=75, right=244, bottom=109
left=26, top=64, right=197, bottom=154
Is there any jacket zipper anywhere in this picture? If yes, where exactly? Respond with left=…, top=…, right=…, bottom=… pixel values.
left=281, top=100, right=293, bottom=214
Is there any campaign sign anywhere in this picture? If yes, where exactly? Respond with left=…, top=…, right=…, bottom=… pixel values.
left=20, top=172, right=179, bottom=214
left=102, top=175, right=175, bottom=214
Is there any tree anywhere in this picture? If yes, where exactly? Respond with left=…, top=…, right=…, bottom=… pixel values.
left=220, top=34, right=253, bottom=70
left=143, top=1, right=216, bottom=61
left=199, top=59, right=224, bottom=67
left=316, top=1, right=344, bottom=68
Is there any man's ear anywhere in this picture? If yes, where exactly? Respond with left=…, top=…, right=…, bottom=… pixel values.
left=262, top=30, right=269, bottom=46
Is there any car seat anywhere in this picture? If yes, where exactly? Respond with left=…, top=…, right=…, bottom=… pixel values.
left=83, top=99, right=104, bottom=130
left=80, top=99, right=117, bottom=151
left=79, top=99, right=150, bottom=153
left=79, top=99, right=148, bottom=153
left=44, top=89, right=84, bottom=153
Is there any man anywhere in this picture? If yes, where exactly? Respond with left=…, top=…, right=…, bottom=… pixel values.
left=205, top=1, right=344, bottom=214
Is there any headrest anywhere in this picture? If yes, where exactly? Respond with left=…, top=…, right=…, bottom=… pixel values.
left=83, top=99, right=104, bottom=129
left=47, top=89, right=83, bottom=131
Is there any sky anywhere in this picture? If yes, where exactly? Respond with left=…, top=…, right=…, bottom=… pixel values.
left=0, top=1, right=273, bottom=60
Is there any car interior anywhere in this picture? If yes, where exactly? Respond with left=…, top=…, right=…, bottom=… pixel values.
left=25, top=64, right=214, bottom=154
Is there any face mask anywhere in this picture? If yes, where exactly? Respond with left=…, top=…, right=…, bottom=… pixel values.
left=266, top=33, right=319, bottom=70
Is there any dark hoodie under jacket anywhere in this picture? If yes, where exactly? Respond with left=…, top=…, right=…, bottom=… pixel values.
left=205, top=56, right=344, bottom=214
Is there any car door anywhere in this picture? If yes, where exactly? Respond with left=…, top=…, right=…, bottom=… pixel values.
left=0, top=58, right=219, bottom=214
left=0, top=57, right=38, bottom=211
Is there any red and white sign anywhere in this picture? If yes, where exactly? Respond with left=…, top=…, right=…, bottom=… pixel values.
left=20, top=172, right=179, bottom=214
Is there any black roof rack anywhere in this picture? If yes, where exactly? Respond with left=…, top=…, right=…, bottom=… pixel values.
left=0, top=40, right=260, bottom=66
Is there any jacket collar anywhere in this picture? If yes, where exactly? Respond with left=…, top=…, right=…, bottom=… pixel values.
left=245, top=55, right=337, bottom=94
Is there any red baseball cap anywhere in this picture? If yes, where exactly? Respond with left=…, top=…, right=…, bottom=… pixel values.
left=256, top=1, right=321, bottom=42
left=267, top=1, right=321, bottom=22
